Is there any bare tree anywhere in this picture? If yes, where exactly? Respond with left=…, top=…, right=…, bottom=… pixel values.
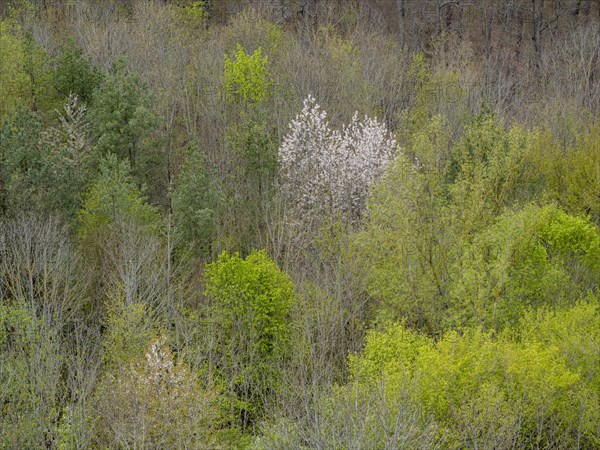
left=397, top=0, right=405, bottom=47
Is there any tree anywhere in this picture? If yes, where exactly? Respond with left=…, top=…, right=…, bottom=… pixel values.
left=171, top=143, right=219, bottom=259
left=221, top=43, right=277, bottom=253
left=452, top=204, right=600, bottom=329
left=95, top=335, right=218, bottom=448
left=39, top=95, right=94, bottom=217
left=279, top=95, right=396, bottom=229
left=0, top=303, right=64, bottom=448
left=347, top=321, right=590, bottom=448
left=0, top=214, right=92, bottom=447
left=78, top=153, right=160, bottom=244
left=444, top=110, right=532, bottom=237
left=204, top=250, right=295, bottom=432
left=0, top=19, right=28, bottom=119
left=355, top=111, right=535, bottom=334
left=77, top=154, right=163, bottom=308
left=353, top=116, right=453, bottom=334
left=53, top=38, right=103, bottom=105
left=224, top=44, right=272, bottom=105
left=0, top=95, right=93, bottom=219
left=90, top=58, right=156, bottom=169
left=0, top=107, right=43, bottom=216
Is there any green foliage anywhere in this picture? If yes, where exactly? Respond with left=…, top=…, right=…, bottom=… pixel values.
left=356, top=113, right=537, bottom=334
left=452, top=205, right=600, bottom=329
left=205, top=250, right=295, bottom=431
left=342, top=320, right=597, bottom=448
left=0, top=303, right=63, bottom=448
left=90, top=58, right=156, bottom=168
left=354, top=116, right=453, bottom=333
left=0, top=19, right=28, bottom=119
left=171, top=144, right=219, bottom=258
left=53, top=38, right=103, bottom=105
left=0, top=96, right=93, bottom=219
left=224, top=44, right=272, bottom=105
left=77, top=153, right=160, bottom=243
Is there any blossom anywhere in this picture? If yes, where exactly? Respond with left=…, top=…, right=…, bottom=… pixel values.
left=279, top=96, right=397, bottom=227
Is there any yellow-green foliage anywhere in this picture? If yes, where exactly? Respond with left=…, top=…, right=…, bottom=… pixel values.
left=224, top=44, right=272, bottom=104
left=347, top=316, right=597, bottom=448
left=101, top=300, right=157, bottom=372
left=349, top=321, right=430, bottom=382
left=518, top=299, right=600, bottom=410
left=0, top=20, right=28, bottom=118
left=353, top=116, right=453, bottom=333
left=205, top=250, right=295, bottom=430
left=452, top=204, right=600, bottom=329
left=533, top=120, right=600, bottom=226
left=77, top=154, right=161, bottom=243
left=205, top=250, right=295, bottom=359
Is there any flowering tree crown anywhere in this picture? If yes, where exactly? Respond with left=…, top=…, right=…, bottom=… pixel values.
left=279, top=95, right=397, bottom=226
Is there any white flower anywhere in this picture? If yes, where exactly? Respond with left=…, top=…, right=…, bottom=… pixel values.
left=279, top=96, right=397, bottom=226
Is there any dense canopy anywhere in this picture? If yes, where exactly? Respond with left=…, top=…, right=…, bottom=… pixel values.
left=0, top=1, right=599, bottom=448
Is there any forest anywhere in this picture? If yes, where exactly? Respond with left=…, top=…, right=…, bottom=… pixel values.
left=0, top=0, right=599, bottom=448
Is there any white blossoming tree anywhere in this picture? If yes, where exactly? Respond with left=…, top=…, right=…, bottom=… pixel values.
left=279, top=96, right=397, bottom=228
left=95, top=336, right=217, bottom=449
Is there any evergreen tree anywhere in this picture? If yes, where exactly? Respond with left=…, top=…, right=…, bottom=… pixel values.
left=171, top=144, right=219, bottom=258
left=90, top=58, right=156, bottom=169
left=53, top=38, right=103, bottom=105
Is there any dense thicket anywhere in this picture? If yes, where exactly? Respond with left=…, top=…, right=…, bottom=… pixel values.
left=0, top=0, right=599, bottom=448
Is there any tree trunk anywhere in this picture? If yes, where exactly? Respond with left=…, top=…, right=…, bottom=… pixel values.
left=445, top=1, right=454, bottom=31
left=397, top=0, right=405, bottom=48
left=436, top=0, right=443, bottom=36
left=301, top=0, right=318, bottom=46
left=457, top=0, right=464, bottom=38
left=532, top=0, right=543, bottom=70
left=581, top=0, right=591, bottom=17
left=481, top=1, right=495, bottom=59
